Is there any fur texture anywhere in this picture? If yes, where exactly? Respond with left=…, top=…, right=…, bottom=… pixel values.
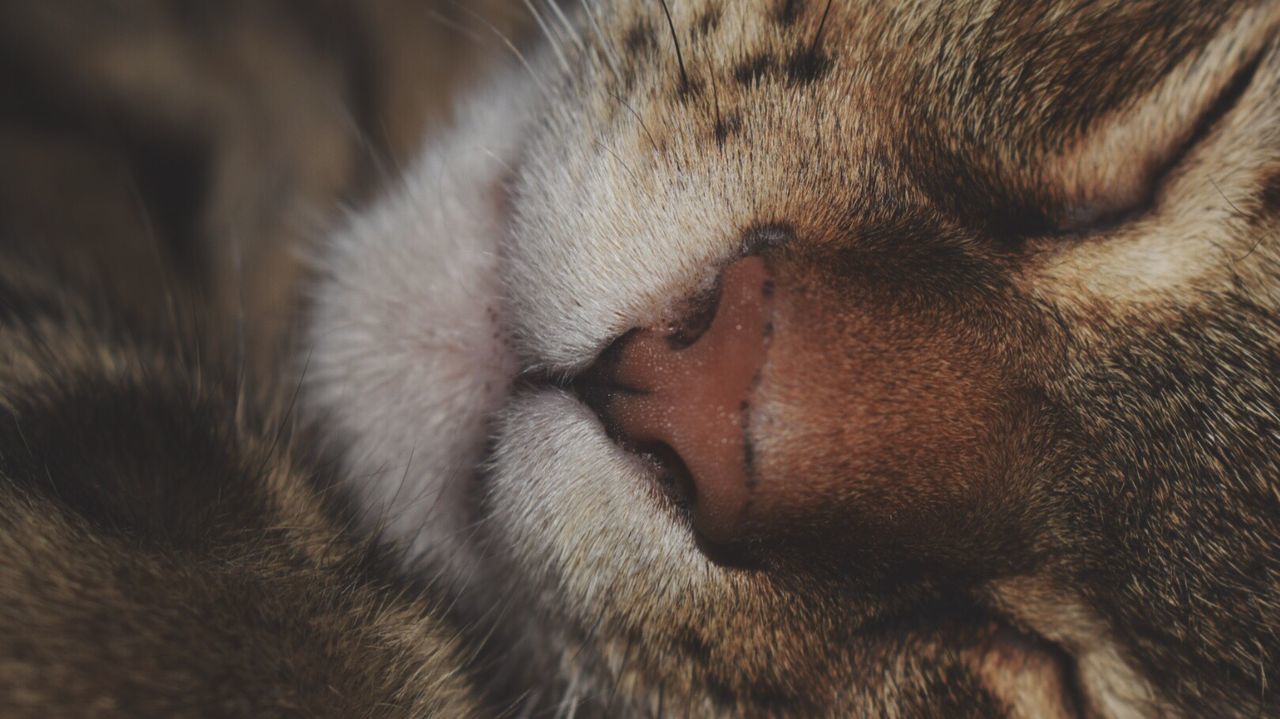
left=3, top=0, right=1279, bottom=717
left=0, top=257, right=480, bottom=717
left=311, top=1, right=1280, bottom=717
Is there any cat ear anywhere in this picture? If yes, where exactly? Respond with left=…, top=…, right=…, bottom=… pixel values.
left=1050, top=3, right=1278, bottom=233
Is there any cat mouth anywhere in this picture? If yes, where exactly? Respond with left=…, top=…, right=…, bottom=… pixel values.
left=509, top=360, right=698, bottom=519
left=568, top=357, right=700, bottom=514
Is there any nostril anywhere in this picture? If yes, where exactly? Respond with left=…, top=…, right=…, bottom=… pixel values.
left=573, top=329, right=634, bottom=395
left=665, top=281, right=723, bottom=350
left=574, top=256, right=776, bottom=549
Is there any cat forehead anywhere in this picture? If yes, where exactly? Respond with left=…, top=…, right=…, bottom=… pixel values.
left=508, top=0, right=1262, bottom=250
left=535, top=0, right=1236, bottom=161
left=504, top=0, right=1276, bottom=365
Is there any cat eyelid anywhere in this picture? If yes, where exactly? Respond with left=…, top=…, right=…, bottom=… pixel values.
left=1052, top=6, right=1277, bottom=234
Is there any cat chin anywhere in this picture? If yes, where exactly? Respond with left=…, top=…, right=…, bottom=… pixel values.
left=305, top=65, right=535, bottom=578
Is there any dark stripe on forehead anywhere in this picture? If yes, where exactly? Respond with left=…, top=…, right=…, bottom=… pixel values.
left=904, top=0, right=1234, bottom=146
left=776, top=0, right=806, bottom=27
left=695, top=5, right=722, bottom=36
left=623, top=18, right=657, bottom=54
left=734, top=52, right=777, bottom=86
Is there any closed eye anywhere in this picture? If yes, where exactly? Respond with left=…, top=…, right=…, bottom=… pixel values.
left=1059, top=46, right=1266, bottom=235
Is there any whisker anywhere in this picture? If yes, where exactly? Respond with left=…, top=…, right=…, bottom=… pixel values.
left=658, top=0, right=690, bottom=93
left=443, top=0, right=554, bottom=99
left=422, top=7, right=489, bottom=48
left=808, top=0, right=836, bottom=59
left=594, top=138, right=642, bottom=185
left=546, top=0, right=586, bottom=53
left=121, top=171, right=186, bottom=359
left=523, top=0, right=573, bottom=74
left=230, top=225, right=248, bottom=423
left=612, top=90, right=662, bottom=156
left=602, top=623, right=639, bottom=715
left=1211, top=177, right=1265, bottom=263
left=326, top=92, right=406, bottom=201
left=581, top=0, right=624, bottom=82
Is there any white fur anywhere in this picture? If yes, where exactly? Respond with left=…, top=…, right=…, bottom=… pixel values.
left=306, top=65, right=533, bottom=576
left=502, top=131, right=741, bottom=371
left=485, top=390, right=723, bottom=610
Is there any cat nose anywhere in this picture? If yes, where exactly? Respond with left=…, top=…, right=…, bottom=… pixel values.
left=586, top=256, right=775, bottom=547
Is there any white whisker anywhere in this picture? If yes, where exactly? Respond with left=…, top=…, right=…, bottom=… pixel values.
left=523, top=0, right=572, bottom=74
left=581, top=0, right=624, bottom=83
left=546, top=0, right=586, bottom=53
left=444, top=0, right=555, bottom=99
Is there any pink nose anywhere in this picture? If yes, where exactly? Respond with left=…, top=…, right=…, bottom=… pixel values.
left=600, top=256, right=775, bottom=546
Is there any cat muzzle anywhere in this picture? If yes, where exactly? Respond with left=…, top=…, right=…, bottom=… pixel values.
left=576, top=255, right=774, bottom=550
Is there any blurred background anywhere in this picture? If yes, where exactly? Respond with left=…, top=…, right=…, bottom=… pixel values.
left=0, top=0, right=526, bottom=382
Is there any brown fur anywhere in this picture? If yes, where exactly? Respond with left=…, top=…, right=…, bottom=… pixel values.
left=0, top=4, right=504, bottom=715
left=2, top=1, right=1280, bottom=717
left=0, top=0, right=523, bottom=376
left=0, top=258, right=481, bottom=717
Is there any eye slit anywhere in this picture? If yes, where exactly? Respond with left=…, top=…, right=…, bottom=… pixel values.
left=1056, top=46, right=1266, bottom=236
left=1059, top=200, right=1127, bottom=233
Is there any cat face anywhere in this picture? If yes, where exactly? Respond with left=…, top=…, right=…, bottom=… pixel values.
left=308, top=1, right=1280, bottom=715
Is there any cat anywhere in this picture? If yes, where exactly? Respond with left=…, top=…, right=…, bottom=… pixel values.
left=307, top=1, right=1280, bottom=716
left=3, top=0, right=1280, bottom=717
